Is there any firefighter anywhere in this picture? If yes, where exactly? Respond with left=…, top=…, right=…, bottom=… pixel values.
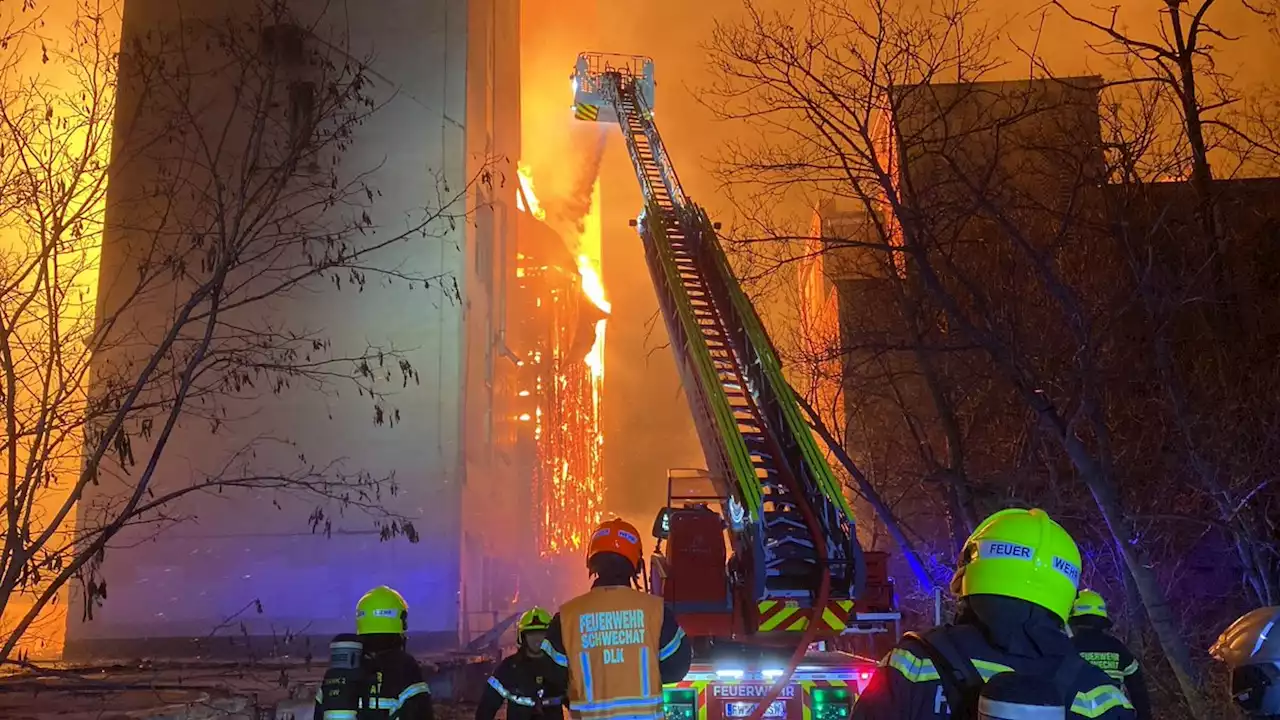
left=541, top=517, right=693, bottom=720
left=1210, top=606, right=1280, bottom=717
left=476, top=607, right=566, bottom=720
left=1068, top=590, right=1150, bottom=719
left=313, top=585, right=434, bottom=720
left=852, top=508, right=1135, bottom=720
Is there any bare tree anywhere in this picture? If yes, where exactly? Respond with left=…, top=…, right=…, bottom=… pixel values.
left=705, top=0, right=1031, bottom=589
left=1053, top=0, right=1280, bottom=612
left=0, top=1, right=492, bottom=663
left=696, top=0, right=1280, bottom=714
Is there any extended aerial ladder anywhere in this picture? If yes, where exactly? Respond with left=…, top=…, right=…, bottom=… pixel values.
left=570, top=53, right=891, bottom=641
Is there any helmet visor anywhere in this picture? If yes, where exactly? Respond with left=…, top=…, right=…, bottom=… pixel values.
left=1232, top=663, right=1280, bottom=715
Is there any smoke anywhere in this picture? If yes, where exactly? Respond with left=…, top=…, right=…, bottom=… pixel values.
left=552, top=125, right=608, bottom=236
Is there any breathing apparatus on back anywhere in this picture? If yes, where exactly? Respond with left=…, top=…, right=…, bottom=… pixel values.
left=323, top=633, right=369, bottom=712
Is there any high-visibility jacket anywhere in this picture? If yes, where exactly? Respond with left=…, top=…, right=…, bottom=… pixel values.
left=852, top=623, right=1135, bottom=720
left=312, top=634, right=433, bottom=720
left=476, top=650, right=566, bottom=720
left=542, top=583, right=692, bottom=720
left=1070, top=628, right=1151, bottom=720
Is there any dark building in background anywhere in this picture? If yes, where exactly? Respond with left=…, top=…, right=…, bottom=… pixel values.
left=813, top=75, right=1280, bottom=598
left=809, top=77, right=1107, bottom=558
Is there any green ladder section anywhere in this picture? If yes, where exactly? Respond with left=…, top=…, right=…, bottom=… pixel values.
left=591, top=66, right=863, bottom=602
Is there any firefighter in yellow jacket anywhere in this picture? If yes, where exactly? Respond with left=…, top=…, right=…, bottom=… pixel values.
left=542, top=518, right=693, bottom=720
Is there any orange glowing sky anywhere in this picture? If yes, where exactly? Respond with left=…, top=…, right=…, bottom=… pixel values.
left=5, top=0, right=1278, bottom=660
left=0, top=2, right=121, bottom=660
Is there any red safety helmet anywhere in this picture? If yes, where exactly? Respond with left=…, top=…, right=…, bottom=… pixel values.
left=587, top=518, right=643, bottom=571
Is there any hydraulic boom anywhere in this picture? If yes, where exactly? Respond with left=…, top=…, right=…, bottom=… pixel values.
left=570, top=52, right=870, bottom=637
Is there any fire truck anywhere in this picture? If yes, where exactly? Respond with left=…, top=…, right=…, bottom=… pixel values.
left=569, top=53, right=902, bottom=720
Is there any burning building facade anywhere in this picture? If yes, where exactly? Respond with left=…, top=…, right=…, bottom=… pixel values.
left=65, top=0, right=604, bottom=658
left=512, top=169, right=608, bottom=565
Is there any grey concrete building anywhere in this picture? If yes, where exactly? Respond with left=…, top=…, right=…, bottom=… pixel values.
left=67, top=0, right=529, bottom=658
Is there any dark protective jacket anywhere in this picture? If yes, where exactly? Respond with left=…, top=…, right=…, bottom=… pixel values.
left=476, top=650, right=568, bottom=720
left=1070, top=624, right=1151, bottom=720
left=852, top=597, right=1135, bottom=720
left=542, top=577, right=693, bottom=720
left=313, top=633, right=434, bottom=720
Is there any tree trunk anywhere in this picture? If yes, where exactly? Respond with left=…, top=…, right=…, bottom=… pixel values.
left=1051, top=417, right=1209, bottom=717
left=903, top=269, right=977, bottom=552
left=1167, top=2, right=1235, bottom=334
left=793, top=388, right=939, bottom=590
left=1116, top=538, right=1146, bottom=656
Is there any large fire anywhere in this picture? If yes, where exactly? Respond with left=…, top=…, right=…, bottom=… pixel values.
left=515, top=166, right=606, bottom=556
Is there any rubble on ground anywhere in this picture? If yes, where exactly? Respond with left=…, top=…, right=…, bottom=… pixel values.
left=0, top=664, right=487, bottom=719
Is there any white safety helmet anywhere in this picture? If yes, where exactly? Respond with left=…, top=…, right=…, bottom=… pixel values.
left=1211, top=606, right=1280, bottom=717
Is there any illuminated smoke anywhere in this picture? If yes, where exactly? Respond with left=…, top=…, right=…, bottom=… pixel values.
left=554, top=127, right=608, bottom=235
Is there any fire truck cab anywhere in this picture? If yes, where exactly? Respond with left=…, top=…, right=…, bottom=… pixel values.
left=650, top=471, right=901, bottom=718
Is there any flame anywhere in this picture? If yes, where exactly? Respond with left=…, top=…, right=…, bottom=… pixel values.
left=516, top=162, right=547, bottom=221
left=585, top=319, right=607, bottom=379
left=578, top=179, right=607, bottom=381
left=578, top=254, right=608, bottom=380
left=577, top=257, right=611, bottom=314
left=515, top=167, right=605, bottom=559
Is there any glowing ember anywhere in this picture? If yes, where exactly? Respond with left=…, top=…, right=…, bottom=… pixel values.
left=516, top=162, right=546, bottom=221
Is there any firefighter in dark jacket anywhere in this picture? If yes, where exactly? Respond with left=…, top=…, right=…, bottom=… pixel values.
left=1069, top=589, right=1151, bottom=719
left=476, top=607, right=566, bottom=720
left=314, top=585, right=433, bottom=720
left=542, top=518, right=693, bottom=720
left=852, top=508, right=1135, bottom=720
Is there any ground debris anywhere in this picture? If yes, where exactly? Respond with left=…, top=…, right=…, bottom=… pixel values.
left=0, top=662, right=320, bottom=719
left=0, top=653, right=493, bottom=719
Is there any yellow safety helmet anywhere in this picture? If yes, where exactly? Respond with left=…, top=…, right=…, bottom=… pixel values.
left=1071, top=589, right=1108, bottom=620
left=518, top=607, right=552, bottom=635
left=355, top=585, right=409, bottom=635
left=950, top=508, right=1082, bottom=623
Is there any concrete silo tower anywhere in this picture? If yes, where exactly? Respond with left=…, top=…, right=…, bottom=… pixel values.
left=67, top=0, right=526, bottom=658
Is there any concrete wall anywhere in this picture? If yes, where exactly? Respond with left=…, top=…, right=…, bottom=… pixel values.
left=67, top=0, right=517, bottom=658
left=459, top=0, right=536, bottom=644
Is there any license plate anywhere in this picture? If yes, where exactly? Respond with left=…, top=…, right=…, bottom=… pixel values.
left=724, top=701, right=787, bottom=718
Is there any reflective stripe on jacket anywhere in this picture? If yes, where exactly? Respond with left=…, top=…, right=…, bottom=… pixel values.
left=555, top=586, right=668, bottom=720
left=488, top=675, right=564, bottom=706
left=853, top=629, right=1136, bottom=720
left=314, top=681, right=431, bottom=719
left=1070, top=628, right=1151, bottom=720
left=476, top=651, right=568, bottom=720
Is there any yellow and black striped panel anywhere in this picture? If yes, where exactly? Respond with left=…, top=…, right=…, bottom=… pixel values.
left=756, top=599, right=856, bottom=631
left=574, top=103, right=600, bottom=121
